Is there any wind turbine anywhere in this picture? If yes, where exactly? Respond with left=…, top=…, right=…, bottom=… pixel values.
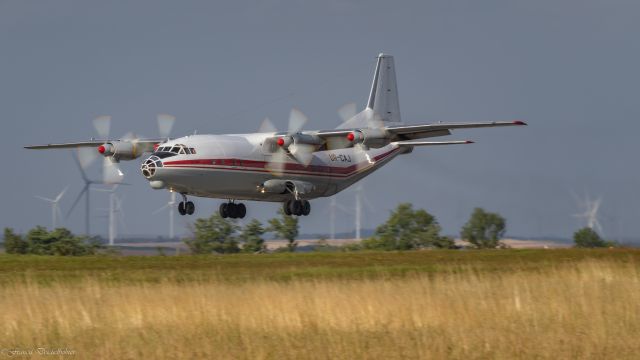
left=67, top=151, right=106, bottom=235
left=35, top=187, right=68, bottom=229
left=153, top=192, right=177, bottom=240
left=573, top=191, right=604, bottom=234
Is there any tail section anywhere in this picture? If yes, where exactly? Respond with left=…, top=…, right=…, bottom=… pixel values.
left=367, top=53, right=401, bottom=124
left=336, top=53, right=402, bottom=130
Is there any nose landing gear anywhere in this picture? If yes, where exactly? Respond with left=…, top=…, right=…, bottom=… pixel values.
left=219, top=202, right=247, bottom=219
left=178, top=194, right=195, bottom=216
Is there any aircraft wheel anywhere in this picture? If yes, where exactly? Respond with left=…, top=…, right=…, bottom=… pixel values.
left=219, top=203, right=229, bottom=218
left=178, top=201, right=187, bottom=216
left=289, top=200, right=302, bottom=216
left=283, top=201, right=292, bottom=216
left=237, top=203, right=247, bottom=219
left=228, top=203, right=238, bottom=219
left=185, top=201, right=195, bottom=215
left=302, top=200, right=311, bottom=216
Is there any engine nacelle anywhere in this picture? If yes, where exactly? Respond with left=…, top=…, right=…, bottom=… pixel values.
left=258, top=179, right=315, bottom=195
left=264, top=133, right=323, bottom=153
left=97, top=141, right=143, bottom=161
left=347, top=128, right=388, bottom=148
left=259, top=179, right=288, bottom=194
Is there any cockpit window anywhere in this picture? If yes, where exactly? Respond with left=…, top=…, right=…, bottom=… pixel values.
left=154, top=144, right=194, bottom=156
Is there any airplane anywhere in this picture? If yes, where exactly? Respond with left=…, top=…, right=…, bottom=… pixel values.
left=26, top=53, right=526, bottom=219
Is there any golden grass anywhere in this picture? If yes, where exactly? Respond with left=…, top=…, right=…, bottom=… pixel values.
left=1, top=259, right=639, bottom=359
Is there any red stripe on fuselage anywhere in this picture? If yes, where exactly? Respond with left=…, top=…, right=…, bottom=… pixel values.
left=161, top=148, right=399, bottom=178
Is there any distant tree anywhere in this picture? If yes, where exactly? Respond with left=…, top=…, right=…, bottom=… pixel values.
left=47, top=228, right=102, bottom=256
left=573, top=227, right=614, bottom=248
left=460, top=208, right=506, bottom=249
left=3, top=228, right=28, bottom=254
left=361, top=203, right=454, bottom=251
left=239, top=219, right=266, bottom=253
left=3, top=227, right=101, bottom=256
left=184, top=213, right=240, bottom=254
left=267, top=208, right=299, bottom=252
left=26, top=226, right=55, bottom=255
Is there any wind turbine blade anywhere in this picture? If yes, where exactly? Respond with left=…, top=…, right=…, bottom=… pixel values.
left=593, top=197, right=602, bottom=212
left=35, top=195, right=55, bottom=203
left=258, top=117, right=278, bottom=133
left=288, top=108, right=308, bottom=134
left=334, top=202, right=351, bottom=214
left=103, top=157, right=124, bottom=184
left=55, top=186, right=69, bottom=202
left=152, top=204, right=170, bottom=215
left=157, top=114, right=176, bottom=139
left=337, top=102, right=357, bottom=123
left=362, top=193, right=375, bottom=212
left=66, top=185, right=88, bottom=218
left=93, top=115, right=111, bottom=139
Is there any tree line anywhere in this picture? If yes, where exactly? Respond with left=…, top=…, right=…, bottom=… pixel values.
left=2, top=203, right=616, bottom=256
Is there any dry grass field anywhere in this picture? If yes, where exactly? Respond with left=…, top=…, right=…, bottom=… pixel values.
left=0, top=250, right=639, bottom=359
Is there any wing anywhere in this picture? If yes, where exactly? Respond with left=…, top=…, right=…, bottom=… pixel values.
left=25, top=138, right=166, bottom=150
left=313, top=120, right=526, bottom=149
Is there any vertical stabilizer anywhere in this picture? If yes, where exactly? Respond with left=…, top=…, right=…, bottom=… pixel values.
left=367, top=53, right=401, bottom=124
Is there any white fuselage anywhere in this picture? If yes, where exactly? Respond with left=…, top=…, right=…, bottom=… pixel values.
left=142, top=133, right=405, bottom=202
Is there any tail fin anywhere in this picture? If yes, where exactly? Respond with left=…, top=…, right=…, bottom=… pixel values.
left=367, top=53, right=401, bottom=124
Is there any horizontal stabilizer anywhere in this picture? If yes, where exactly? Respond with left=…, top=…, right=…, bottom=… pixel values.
left=392, top=140, right=474, bottom=147
left=386, top=121, right=526, bottom=136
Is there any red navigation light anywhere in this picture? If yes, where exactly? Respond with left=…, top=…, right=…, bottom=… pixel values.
left=98, top=145, right=106, bottom=154
left=347, top=132, right=355, bottom=142
left=277, top=138, right=285, bottom=146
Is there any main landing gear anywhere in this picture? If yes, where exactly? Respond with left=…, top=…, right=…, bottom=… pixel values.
left=219, top=202, right=247, bottom=219
left=283, top=200, right=311, bottom=216
left=178, top=194, right=195, bottom=216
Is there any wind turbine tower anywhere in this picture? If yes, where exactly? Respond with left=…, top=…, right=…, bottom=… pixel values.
left=353, top=183, right=373, bottom=241
left=95, top=185, right=125, bottom=246
left=153, top=192, right=177, bottom=240
left=326, top=196, right=349, bottom=240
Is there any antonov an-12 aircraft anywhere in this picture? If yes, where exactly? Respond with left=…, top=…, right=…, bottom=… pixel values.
left=26, top=53, right=526, bottom=219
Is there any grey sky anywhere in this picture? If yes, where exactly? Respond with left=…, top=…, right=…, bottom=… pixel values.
left=1, top=0, right=638, bottom=240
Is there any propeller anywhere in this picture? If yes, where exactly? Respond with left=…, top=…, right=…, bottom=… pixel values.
left=83, top=114, right=177, bottom=183
left=93, top=115, right=112, bottom=139
left=258, top=117, right=278, bottom=133
left=265, top=108, right=317, bottom=176
left=103, top=157, right=124, bottom=184
left=336, top=103, right=385, bottom=173
left=337, top=102, right=357, bottom=124
left=157, top=114, right=176, bottom=139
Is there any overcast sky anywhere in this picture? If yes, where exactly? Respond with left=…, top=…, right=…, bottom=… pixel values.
left=1, top=0, right=638, bottom=241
